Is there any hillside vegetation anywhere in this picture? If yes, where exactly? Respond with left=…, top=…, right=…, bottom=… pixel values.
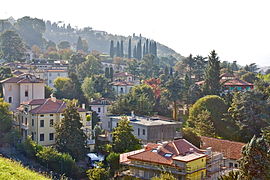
left=0, top=156, right=50, bottom=180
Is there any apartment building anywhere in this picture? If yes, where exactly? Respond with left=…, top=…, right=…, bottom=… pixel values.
left=89, top=98, right=111, bottom=121
left=120, top=139, right=207, bottom=180
left=1, top=74, right=45, bottom=111
left=17, top=97, right=91, bottom=146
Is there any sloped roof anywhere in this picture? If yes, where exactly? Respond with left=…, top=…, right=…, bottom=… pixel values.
left=111, top=81, right=134, bottom=86
left=89, top=98, right=111, bottom=105
left=1, top=74, right=43, bottom=84
left=114, top=72, right=133, bottom=77
left=221, top=78, right=253, bottom=86
left=200, top=136, right=245, bottom=160
left=127, top=139, right=205, bottom=165
left=25, top=98, right=86, bottom=114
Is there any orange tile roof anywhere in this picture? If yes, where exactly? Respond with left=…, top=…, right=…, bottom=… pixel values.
left=127, top=139, right=205, bottom=166
left=114, top=72, right=133, bottom=77
left=1, top=74, right=43, bottom=84
left=23, top=98, right=86, bottom=114
left=200, top=136, right=245, bottom=160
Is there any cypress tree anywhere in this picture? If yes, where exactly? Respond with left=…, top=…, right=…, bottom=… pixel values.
left=153, top=41, right=157, bottom=57
left=128, top=38, right=131, bottom=59
left=105, top=67, right=110, bottom=78
left=133, top=45, right=137, bottom=59
left=203, top=50, right=221, bottom=95
left=169, top=67, right=173, bottom=76
left=164, top=66, right=169, bottom=76
left=109, top=67, right=114, bottom=81
left=116, top=41, right=120, bottom=57
left=120, top=40, right=124, bottom=57
left=137, top=39, right=142, bottom=60
left=110, top=40, right=114, bottom=58
left=146, top=39, right=149, bottom=54
left=149, top=41, right=153, bottom=55
left=143, top=43, right=146, bottom=57
left=76, top=36, right=83, bottom=51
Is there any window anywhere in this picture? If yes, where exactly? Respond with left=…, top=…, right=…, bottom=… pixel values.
left=50, top=114, right=54, bottom=117
left=40, top=114, right=44, bottom=117
left=50, top=119, right=54, bottom=127
left=32, top=119, right=34, bottom=126
left=25, top=118, right=28, bottom=125
left=8, top=97, right=12, bottom=103
left=237, top=87, right=242, bottom=91
left=40, top=134, right=44, bottom=141
left=164, top=153, right=173, bottom=157
left=120, top=87, right=124, bottom=93
left=25, top=91, right=28, bottom=97
left=98, top=107, right=101, bottom=113
left=49, top=133, right=54, bottom=140
left=138, top=128, right=140, bottom=136
left=21, top=116, right=24, bottom=124
left=49, top=80, right=52, bottom=84
left=229, top=162, right=233, bottom=168
left=234, top=164, right=238, bottom=168
left=40, top=120, right=44, bottom=127
left=24, top=108, right=28, bottom=112
left=143, top=129, right=145, bottom=135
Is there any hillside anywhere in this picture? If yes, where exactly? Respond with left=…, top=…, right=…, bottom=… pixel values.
left=0, top=156, right=50, bottom=180
left=0, top=16, right=183, bottom=60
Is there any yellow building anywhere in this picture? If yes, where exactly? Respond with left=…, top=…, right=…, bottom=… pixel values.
left=17, top=97, right=91, bottom=146
left=120, top=139, right=207, bottom=180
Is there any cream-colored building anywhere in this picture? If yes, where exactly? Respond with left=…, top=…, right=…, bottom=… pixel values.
left=1, top=74, right=45, bottom=111
left=17, top=97, right=91, bottom=146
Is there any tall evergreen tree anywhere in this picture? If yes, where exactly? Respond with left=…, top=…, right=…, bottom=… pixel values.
left=133, top=45, right=137, bottom=59
left=149, top=41, right=153, bottom=55
left=120, top=40, right=124, bottom=57
left=109, top=67, right=114, bottom=81
left=55, top=101, right=87, bottom=160
left=105, top=67, right=110, bottom=79
left=145, top=39, right=149, bottom=54
left=76, top=36, right=83, bottom=51
left=128, top=38, right=131, bottom=59
left=153, top=41, right=157, bottom=57
left=110, top=40, right=114, bottom=58
left=143, top=43, right=146, bottom=57
left=137, top=39, right=142, bottom=60
left=203, top=50, right=221, bottom=95
left=116, top=41, right=120, bottom=57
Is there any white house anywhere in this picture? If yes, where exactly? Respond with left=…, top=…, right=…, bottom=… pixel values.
left=44, top=69, right=68, bottom=88
left=1, top=74, right=45, bottom=111
left=89, top=98, right=111, bottom=120
left=111, top=81, right=134, bottom=96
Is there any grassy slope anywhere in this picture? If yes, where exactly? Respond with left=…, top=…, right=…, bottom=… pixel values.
left=0, top=156, right=50, bottom=180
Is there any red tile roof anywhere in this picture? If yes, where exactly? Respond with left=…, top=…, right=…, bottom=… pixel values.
left=221, top=78, right=253, bottom=87
left=127, top=139, right=205, bottom=166
left=200, top=136, right=245, bottom=160
left=114, top=72, right=133, bottom=77
left=22, top=98, right=86, bottom=114
left=1, top=74, right=43, bottom=84
left=111, top=81, right=134, bottom=86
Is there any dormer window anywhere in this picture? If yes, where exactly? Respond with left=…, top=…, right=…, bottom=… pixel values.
left=151, top=149, right=158, bottom=153
left=164, top=153, right=173, bottom=157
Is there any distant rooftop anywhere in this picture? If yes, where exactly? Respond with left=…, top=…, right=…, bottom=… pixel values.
left=109, top=115, right=181, bottom=126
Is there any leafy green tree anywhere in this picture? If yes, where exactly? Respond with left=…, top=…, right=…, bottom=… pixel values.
left=87, top=163, right=109, bottom=180
left=188, top=95, right=228, bottom=137
left=127, top=59, right=140, bottom=77
left=76, top=54, right=103, bottom=82
left=0, top=30, right=26, bottom=62
left=112, top=117, right=141, bottom=153
left=239, top=136, right=270, bottom=179
left=151, top=173, right=177, bottom=180
left=69, top=53, right=86, bottom=73
left=140, top=54, right=160, bottom=79
left=227, top=91, right=270, bottom=142
left=16, top=16, right=45, bottom=48
left=203, top=50, right=221, bottom=95
left=82, top=39, right=89, bottom=52
left=240, top=72, right=258, bottom=83
left=218, top=170, right=241, bottom=180
left=57, top=41, right=71, bottom=49
left=195, top=110, right=216, bottom=137
left=110, top=40, right=114, bottom=58
left=76, top=36, right=83, bottom=51
left=128, top=38, right=131, bottom=59
left=0, top=98, right=12, bottom=143
left=55, top=101, right=87, bottom=160
left=44, top=85, right=53, bottom=98
left=106, top=152, right=120, bottom=176
left=163, top=76, right=184, bottom=120
left=244, top=63, right=259, bottom=73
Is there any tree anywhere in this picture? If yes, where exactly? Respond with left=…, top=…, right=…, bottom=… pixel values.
left=218, top=170, right=241, bottom=180
left=239, top=136, right=270, bottom=179
left=195, top=110, right=216, bottom=137
left=82, top=39, right=89, bottom=52
left=55, top=101, right=87, bottom=160
left=182, top=127, right=201, bottom=148
left=203, top=50, right=221, bottom=95
left=137, top=39, right=142, bottom=60
left=57, top=41, right=70, bottom=49
left=110, top=40, right=114, bottom=58
left=44, top=85, right=53, bottom=98
left=128, top=38, right=131, bottom=59
left=76, top=55, right=103, bottom=82
left=109, top=67, right=114, bottom=81
left=188, top=95, right=228, bottom=137
left=0, top=98, right=13, bottom=143
left=227, top=91, right=270, bottom=142
left=163, top=76, right=184, bottom=120
left=151, top=173, right=177, bottom=180
left=87, top=163, right=109, bottom=180
left=105, top=67, right=110, bottom=79
left=240, top=72, right=258, bottom=83
left=112, top=117, right=141, bottom=153
left=116, top=41, right=120, bottom=57
left=76, top=36, right=83, bottom=51
left=106, top=152, right=120, bottom=176
left=0, top=30, right=26, bottom=61
left=127, top=59, right=140, bottom=77
left=120, top=40, right=124, bottom=57
left=133, top=45, right=137, bottom=59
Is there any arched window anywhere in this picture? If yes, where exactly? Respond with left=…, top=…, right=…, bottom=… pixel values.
left=8, top=97, right=12, bottom=103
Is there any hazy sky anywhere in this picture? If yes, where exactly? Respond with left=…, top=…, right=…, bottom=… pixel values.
left=1, top=0, right=270, bottom=66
